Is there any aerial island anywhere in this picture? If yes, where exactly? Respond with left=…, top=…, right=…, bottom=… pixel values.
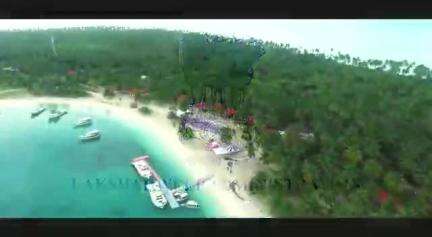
left=0, top=27, right=431, bottom=217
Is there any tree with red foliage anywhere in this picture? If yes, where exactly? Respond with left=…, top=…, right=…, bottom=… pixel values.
left=225, top=107, right=237, bottom=117
left=67, top=69, right=76, bottom=76
left=196, top=101, right=206, bottom=110
left=378, top=189, right=389, bottom=204
left=247, top=115, right=255, bottom=126
left=263, top=124, right=277, bottom=134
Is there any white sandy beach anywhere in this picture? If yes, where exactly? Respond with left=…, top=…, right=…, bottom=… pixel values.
left=0, top=92, right=270, bottom=218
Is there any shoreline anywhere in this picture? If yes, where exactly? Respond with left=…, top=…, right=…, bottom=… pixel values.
left=0, top=94, right=271, bottom=218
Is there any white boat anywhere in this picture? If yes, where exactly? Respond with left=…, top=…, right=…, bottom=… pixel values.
left=171, top=186, right=189, bottom=202
left=146, top=182, right=168, bottom=209
left=31, top=107, right=46, bottom=116
left=182, top=200, right=200, bottom=209
left=74, top=117, right=92, bottom=127
left=49, top=110, right=67, bottom=120
left=79, top=129, right=101, bottom=142
left=212, top=144, right=241, bottom=155
left=131, top=156, right=153, bottom=179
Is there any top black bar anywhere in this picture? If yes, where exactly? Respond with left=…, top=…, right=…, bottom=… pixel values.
left=0, top=0, right=432, bottom=18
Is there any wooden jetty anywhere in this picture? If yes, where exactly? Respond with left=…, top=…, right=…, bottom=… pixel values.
left=131, top=155, right=180, bottom=209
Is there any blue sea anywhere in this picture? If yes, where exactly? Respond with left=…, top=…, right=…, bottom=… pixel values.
left=0, top=101, right=221, bottom=217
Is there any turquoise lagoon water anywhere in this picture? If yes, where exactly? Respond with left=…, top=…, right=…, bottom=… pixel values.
left=0, top=102, right=220, bottom=217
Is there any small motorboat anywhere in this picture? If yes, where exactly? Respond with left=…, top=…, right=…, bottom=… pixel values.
left=131, top=156, right=153, bottom=179
left=212, top=144, right=241, bottom=156
left=182, top=200, right=200, bottom=209
left=79, top=129, right=101, bottom=142
left=171, top=186, right=189, bottom=202
left=49, top=110, right=67, bottom=120
left=74, top=117, right=92, bottom=128
left=31, top=107, right=46, bottom=117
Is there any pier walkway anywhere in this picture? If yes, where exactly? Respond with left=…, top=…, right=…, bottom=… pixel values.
left=133, top=156, right=180, bottom=209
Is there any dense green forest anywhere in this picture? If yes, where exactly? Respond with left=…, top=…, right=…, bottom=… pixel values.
left=1, top=27, right=432, bottom=217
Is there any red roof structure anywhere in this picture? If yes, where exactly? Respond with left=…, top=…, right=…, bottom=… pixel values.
left=128, top=88, right=148, bottom=96
left=212, top=103, right=224, bottom=113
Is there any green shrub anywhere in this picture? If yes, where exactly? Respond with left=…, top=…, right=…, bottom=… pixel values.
left=139, top=106, right=152, bottom=115
left=103, top=88, right=115, bottom=97
left=220, top=127, right=234, bottom=144
left=179, top=127, right=194, bottom=140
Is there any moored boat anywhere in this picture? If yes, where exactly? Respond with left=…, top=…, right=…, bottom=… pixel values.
left=131, top=156, right=153, bottom=179
left=171, top=186, right=189, bottom=202
left=181, top=200, right=200, bottom=209
left=49, top=110, right=68, bottom=120
left=31, top=107, right=46, bottom=117
left=74, top=117, right=92, bottom=128
left=146, top=182, right=168, bottom=209
left=79, top=129, right=101, bottom=142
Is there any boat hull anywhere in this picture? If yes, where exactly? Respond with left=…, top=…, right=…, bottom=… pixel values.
left=131, top=160, right=153, bottom=179
left=31, top=108, right=46, bottom=117
left=48, top=111, right=67, bottom=121
left=79, top=134, right=101, bottom=142
left=74, top=121, right=92, bottom=128
left=182, top=200, right=200, bottom=209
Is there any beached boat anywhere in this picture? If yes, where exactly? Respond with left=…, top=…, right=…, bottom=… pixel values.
left=131, top=156, right=153, bottom=179
left=74, top=117, right=92, bottom=128
left=212, top=144, right=241, bottom=156
left=171, top=186, right=188, bottom=202
left=181, top=200, right=200, bottom=209
left=79, top=129, right=101, bottom=142
left=31, top=107, right=46, bottom=117
left=146, top=182, right=168, bottom=209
